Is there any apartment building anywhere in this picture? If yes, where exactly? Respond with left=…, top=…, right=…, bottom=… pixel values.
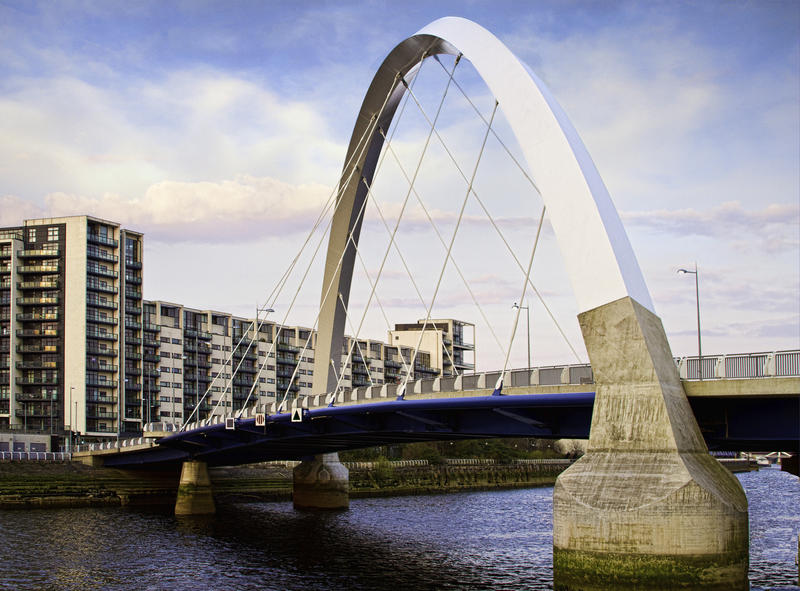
left=0, top=216, right=144, bottom=443
left=389, top=318, right=476, bottom=375
left=1, top=216, right=475, bottom=447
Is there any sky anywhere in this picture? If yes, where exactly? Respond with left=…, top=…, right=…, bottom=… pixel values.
left=1, top=0, right=798, bottom=370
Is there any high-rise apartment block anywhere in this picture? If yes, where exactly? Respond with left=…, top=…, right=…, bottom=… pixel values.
left=1, top=216, right=474, bottom=450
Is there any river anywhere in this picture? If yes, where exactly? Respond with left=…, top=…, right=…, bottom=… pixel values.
left=0, top=468, right=797, bottom=590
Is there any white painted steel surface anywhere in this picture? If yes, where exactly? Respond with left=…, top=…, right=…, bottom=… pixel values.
left=417, top=17, right=653, bottom=314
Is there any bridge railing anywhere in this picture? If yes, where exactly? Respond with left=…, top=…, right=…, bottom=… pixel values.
left=0, top=451, right=71, bottom=462
left=675, top=350, right=800, bottom=380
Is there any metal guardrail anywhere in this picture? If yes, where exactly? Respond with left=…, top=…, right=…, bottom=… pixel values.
left=675, top=350, right=800, bottom=380
left=0, top=451, right=71, bottom=461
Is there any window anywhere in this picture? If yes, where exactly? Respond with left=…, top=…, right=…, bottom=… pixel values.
left=171, top=353, right=181, bottom=359
left=160, top=352, right=170, bottom=358
left=160, top=367, right=170, bottom=374
left=27, top=228, right=36, bottom=243
left=160, top=337, right=170, bottom=343
left=171, top=338, right=181, bottom=345
left=212, top=344, right=220, bottom=350
left=47, top=227, right=59, bottom=242
left=172, top=367, right=182, bottom=374
left=173, top=382, right=182, bottom=389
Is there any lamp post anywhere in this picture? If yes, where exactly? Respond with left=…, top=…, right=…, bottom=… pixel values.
left=678, top=264, right=702, bottom=380
left=512, top=301, right=531, bottom=374
left=68, top=386, right=74, bottom=453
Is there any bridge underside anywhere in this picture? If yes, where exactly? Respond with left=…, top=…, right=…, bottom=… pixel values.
left=100, top=392, right=799, bottom=469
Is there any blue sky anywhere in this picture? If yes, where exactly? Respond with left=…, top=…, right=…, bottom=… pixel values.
left=1, top=0, right=798, bottom=368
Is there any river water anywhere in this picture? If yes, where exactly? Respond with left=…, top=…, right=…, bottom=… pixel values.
left=0, top=468, right=797, bottom=590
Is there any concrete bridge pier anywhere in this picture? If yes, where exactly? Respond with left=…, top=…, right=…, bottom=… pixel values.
left=553, top=297, right=748, bottom=590
left=174, top=460, right=215, bottom=515
left=293, top=452, right=349, bottom=510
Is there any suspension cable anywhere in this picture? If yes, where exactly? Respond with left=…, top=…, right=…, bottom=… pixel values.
left=402, top=75, right=585, bottom=363
left=329, top=55, right=463, bottom=401
left=398, top=100, right=498, bottom=399
left=497, top=205, right=546, bottom=394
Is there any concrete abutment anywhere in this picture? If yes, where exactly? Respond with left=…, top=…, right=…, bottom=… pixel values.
left=553, top=296, right=748, bottom=590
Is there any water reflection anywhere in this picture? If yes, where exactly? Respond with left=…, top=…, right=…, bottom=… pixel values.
left=0, top=471, right=796, bottom=590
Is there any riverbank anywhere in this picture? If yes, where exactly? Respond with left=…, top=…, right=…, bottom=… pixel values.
left=0, top=457, right=756, bottom=509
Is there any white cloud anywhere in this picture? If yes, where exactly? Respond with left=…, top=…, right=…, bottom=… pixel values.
left=2, top=175, right=332, bottom=241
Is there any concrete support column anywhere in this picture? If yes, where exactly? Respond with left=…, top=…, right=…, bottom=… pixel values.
left=293, top=452, right=349, bottom=510
left=553, top=297, right=748, bottom=590
left=174, top=460, right=215, bottom=515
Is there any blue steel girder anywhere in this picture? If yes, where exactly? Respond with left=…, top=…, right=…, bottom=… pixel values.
left=152, top=393, right=595, bottom=467
left=102, top=391, right=800, bottom=468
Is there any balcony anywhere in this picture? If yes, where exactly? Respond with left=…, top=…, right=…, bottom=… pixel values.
left=87, top=312, right=117, bottom=325
left=125, top=336, right=142, bottom=345
left=384, top=359, right=402, bottom=368
left=87, top=233, right=118, bottom=248
left=87, top=280, right=118, bottom=294
left=16, top=376, right=58, bottom=386
left=15, top=391, right=57, bottom=402
left=17, top=264, right=59, bottom=274
left=15, top=360, right=58, bottom=370
left=0, top=279, right=11, bottom=289
left=276, top=380, right=299, bottom=393
left=86, top=345, right=117, bottom=357
left=17, top=296, right=59, bottom=305
left=85, top=422, right=117, bottom=434
left=0, top=263, right=10, bottom=274
left=86, top=391, right=118, bottom=404
left=87, top=247, right=118, bottom=263
left=16, top=312, right=59, bottom=322
left=277, top=342, right=300, bottom=353
left=87, top=264, right=118, bottom=279
left=17, top=344, right=57, bottom=354
left=87, top=408, right=117, bottom=419
left=124, top=259, right=142, bottom=270
left=143, top=323, right=160, bottom=333
left=276, top=354, right=298, bottom=366
left=17, top=328, right=58, bottom=338
left=124, top=274, right=142, bottom=285
left=86, top=328, right=117, bottom=341
left=18, top=248, right=60, bottom=259
left=125, top=318, right=142, bottom=329
left=143, top=353, right=160, bottom=363
left=125, top=288, right=142, bottom=300
left=86, top=375, right=117, bottom=387
left=184, top=328, right=212, bottom=341
left=125, top=351, right=142, bottom=360
left=87, top=361, right=118, bottom=373
left=125, top=303, right=142, bottom=315
left=18, top=280, right=59, bottom=290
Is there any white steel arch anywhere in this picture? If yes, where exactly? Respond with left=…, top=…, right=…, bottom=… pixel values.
left=312, top=16, right=654, bottom=395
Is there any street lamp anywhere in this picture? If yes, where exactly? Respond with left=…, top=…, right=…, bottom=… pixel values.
left=678, top=264, right=702, bottom=380
left=512, top=301, right=531, bottom=374
left=68, top=386, right=74, bottom=453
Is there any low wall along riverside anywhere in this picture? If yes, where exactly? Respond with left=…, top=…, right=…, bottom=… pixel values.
left=0, top=458, right=755, bottom=509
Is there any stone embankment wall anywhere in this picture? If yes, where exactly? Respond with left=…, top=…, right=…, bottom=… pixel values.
left=0, top=457, right=755, bottom=509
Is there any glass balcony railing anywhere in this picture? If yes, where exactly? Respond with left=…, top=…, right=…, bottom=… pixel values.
left=87, top=233, right=118, bottom=248
left=17, top=264, right=59, bottom=274
left=87, top=247, right=118, bottom=263
left=18, top=248, right=60, bottom=259
left=87, top=280, right=118, bottom=294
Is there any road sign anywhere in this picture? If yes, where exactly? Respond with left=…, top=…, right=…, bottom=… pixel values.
left=291, top=407, right=303, bottom=423
left=255, top=413, right=265, bottom=427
